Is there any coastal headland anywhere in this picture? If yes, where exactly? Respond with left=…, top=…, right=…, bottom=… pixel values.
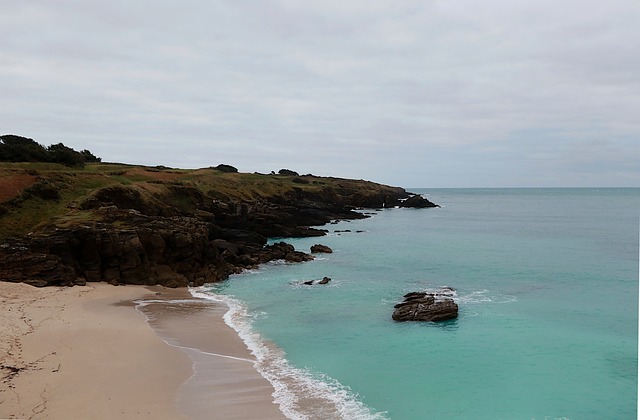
left=0, top=159, right=436, bottom=288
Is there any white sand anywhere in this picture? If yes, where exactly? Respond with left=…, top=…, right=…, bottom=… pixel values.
left=0, top=282, right=285, bottom=419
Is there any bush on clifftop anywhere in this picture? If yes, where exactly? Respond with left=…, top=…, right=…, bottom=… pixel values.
left=278, top=168, right=299, bottom=176
left=214, top=164, right=238, bottom=173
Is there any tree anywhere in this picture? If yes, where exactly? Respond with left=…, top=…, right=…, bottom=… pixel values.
left=81, top=149, right=101, bottom=163
left=47, top=143, right=86, bottom=167
left=0, top=135, right=50, bottom=162
left=0, top=134, right=102, bottom=167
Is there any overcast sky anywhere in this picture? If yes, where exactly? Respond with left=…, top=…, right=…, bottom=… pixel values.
left=2, top=1, right=639, bottom=187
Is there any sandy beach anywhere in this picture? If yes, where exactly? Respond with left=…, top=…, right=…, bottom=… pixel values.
left=0, top=282, right=286, bottom=419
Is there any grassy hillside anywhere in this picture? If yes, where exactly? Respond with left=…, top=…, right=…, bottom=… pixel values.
left=0, top=162, right=407, bottom=240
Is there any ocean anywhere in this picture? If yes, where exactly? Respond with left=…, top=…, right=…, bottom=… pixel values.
left=192, top=188, right=639, bottom=419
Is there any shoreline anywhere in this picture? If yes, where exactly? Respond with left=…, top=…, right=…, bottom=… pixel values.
left=136, top=288, right=287, bottom=420
left=0, top=282, right=285, bottom=419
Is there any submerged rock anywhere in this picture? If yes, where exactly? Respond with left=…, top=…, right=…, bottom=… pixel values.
left=392, top=287, right=458, bottom=322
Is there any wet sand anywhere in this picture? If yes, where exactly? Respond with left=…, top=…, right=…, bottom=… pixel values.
left=0, top=282, right=285, bottom=419
left=137, top=289, right=287, bottom=419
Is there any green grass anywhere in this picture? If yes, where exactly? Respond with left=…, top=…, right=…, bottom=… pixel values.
left=0, top=166, right=120, bottom=238
left=52, top=210, right=99, bottom=229
left=1, top=196, right=68, bottom=237
left=0, top=161, right=406, bottom=240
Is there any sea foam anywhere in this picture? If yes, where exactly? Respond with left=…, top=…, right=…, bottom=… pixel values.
left=190, top=286, right=388, bottom=420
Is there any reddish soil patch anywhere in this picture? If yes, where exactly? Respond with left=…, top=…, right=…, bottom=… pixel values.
left=0, top=174, right=37, bottom=202
left=125, top=168, right=183, bottom=182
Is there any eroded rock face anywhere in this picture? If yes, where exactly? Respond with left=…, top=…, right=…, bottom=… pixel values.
left=392, top=288, right=458, bottom=322
left=0, top=212, right=314, bottom=288
left=0, top=243, right=78, bottom=287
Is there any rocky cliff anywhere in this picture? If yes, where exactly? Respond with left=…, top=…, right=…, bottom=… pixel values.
left=0, top=164, right=437, bottom=287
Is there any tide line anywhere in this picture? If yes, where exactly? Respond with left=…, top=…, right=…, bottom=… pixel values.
left=173, top=343, right=255, bottom=363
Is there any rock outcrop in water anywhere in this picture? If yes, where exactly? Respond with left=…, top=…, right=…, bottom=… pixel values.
left=399, top=194, right=439, bottom=208
left=392, top=288, right=458, bottom=322
left=302, top=277, right=332, bottom=285
left=310, top=244, right=333, bottom=253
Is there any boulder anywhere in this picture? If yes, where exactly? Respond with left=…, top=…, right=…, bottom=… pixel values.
left=318, top=276, right=331, bottom=284
left=310, top=244, right=333, bottom=253
left=392, top=288, right=458, bottom=322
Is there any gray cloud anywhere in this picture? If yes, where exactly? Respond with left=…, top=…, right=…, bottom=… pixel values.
left=1, top=0, right=639, bottom=186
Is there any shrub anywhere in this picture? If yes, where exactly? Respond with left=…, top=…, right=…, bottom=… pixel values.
left=278, top=169, right=299, bottom=176
left=214, top=164, right=238, bottom=173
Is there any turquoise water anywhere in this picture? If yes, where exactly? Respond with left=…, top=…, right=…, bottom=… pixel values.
left=195, top=188, right=639, bottom=419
